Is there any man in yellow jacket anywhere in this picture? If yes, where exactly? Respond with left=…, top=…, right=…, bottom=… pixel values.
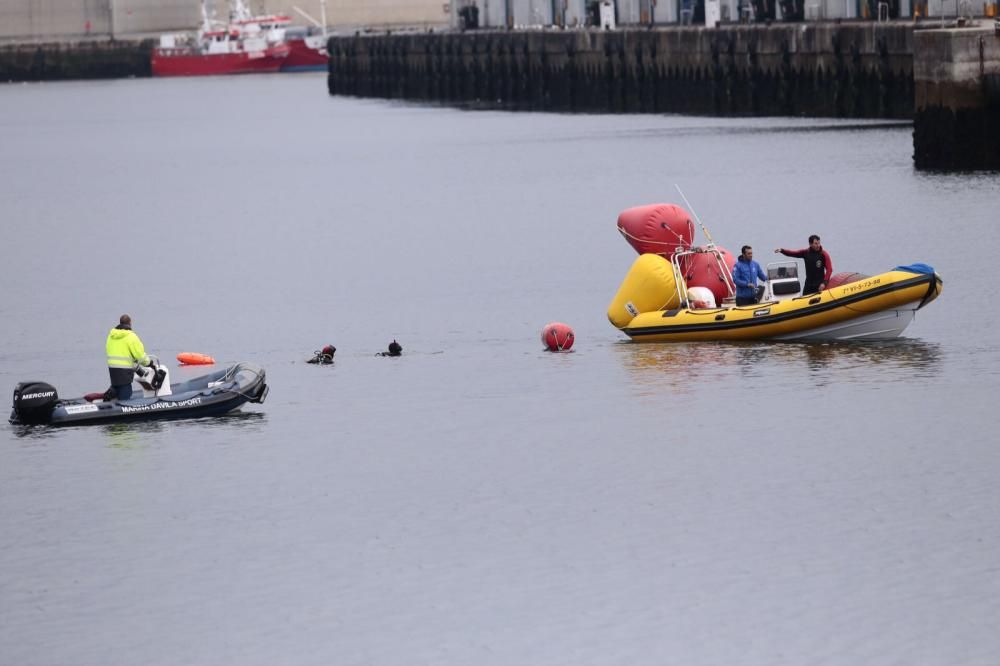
left=106, top=314, right=150, bottom=400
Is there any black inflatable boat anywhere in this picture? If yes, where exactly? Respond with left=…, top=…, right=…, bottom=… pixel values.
left=10, top=362, right=268, bottom=426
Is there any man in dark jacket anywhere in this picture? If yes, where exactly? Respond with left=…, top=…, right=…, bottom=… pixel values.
left=775, top=235, right=833, bottom=295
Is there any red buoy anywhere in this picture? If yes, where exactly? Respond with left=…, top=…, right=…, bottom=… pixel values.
left=616, top=204, right=695, bottom=257
left=678, top=246, right=736, bottom=307
left=177, top=352, right=215, bottom=365
left=541, top=322, right=575, bottom=351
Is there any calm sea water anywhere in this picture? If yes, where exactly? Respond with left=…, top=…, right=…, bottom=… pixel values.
left=2, top=74, right=999, bottom=666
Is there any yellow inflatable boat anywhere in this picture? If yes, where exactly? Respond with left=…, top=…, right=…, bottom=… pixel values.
left=608, top=252, right=943, bottom=342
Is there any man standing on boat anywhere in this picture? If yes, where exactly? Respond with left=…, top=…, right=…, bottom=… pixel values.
left=106, top=314, right=151, bottom=400
left=775, top=235, right=833, bottom=295
left=732, top=246, right=768, bottom=306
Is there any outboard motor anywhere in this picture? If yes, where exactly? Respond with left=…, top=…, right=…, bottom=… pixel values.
left=135, top=362, right=171, bottom=397
left=11, top=381, right=59, bottom=425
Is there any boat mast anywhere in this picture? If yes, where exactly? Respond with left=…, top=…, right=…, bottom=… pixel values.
left=200, top=0, right=212, bottom=32
left=674, top=184, right=717, bottom=248
left=231, top=0, right=253, bottom=22
left=293, top=1, right=329, bottom=37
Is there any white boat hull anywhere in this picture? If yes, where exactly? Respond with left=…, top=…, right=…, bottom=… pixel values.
left=774, top=304, right=918, bottom=341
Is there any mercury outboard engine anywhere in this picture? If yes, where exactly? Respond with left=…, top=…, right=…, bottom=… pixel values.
left=10, top=381, right=59, bottom=425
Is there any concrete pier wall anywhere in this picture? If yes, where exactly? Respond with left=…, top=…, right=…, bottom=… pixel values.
left=913, top=25, right=1000, bottom=170
left=327, top=23, right=915, bottom=118
left=0, top=40, right=152, bottom=81
left=0, top=1, right=196, bottom=42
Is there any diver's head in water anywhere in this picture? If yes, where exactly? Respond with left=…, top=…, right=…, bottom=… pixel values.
left=309, top=344, right=336, bottom=364
left=387, top=340, right=402, bottom=356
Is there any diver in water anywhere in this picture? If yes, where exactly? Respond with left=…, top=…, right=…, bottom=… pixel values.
left=377, top=340, right=402, bottom=357
left=308, top=345, right=336, bottom=364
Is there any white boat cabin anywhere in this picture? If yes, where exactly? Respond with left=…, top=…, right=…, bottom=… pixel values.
left=765, top=261, right=803, bottom=301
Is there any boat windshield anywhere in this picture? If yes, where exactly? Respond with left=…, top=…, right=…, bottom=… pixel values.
left=768, top=263, right=798, bottom=280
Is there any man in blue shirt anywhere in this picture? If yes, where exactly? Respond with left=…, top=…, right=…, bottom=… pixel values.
left=732, top=245, right=767, bottom=306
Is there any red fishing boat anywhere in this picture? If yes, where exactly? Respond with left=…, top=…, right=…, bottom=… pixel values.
left=281, top=2, right=330, bottom=72
left=282, top=29, right=329, bottom=71
left=152, top=1, right=294, bottom=77
left=152, top=34, right=289, bottom=77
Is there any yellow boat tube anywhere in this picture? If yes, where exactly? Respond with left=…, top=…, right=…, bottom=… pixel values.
left=607, top=253, right=685, bottom=329
left=617, top=265, right=943, bottom=342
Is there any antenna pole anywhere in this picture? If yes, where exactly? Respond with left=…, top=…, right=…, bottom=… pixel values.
left=674, top=184, right=715, bottom=247
left=675, top=184, right=737, bottom=299
left=293, top=5, right=323, bottom=28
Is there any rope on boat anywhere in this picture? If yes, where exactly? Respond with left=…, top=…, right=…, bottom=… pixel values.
left=216, top=364, right=265, bottom=401
left=617, top=226, right=689, bottom=249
